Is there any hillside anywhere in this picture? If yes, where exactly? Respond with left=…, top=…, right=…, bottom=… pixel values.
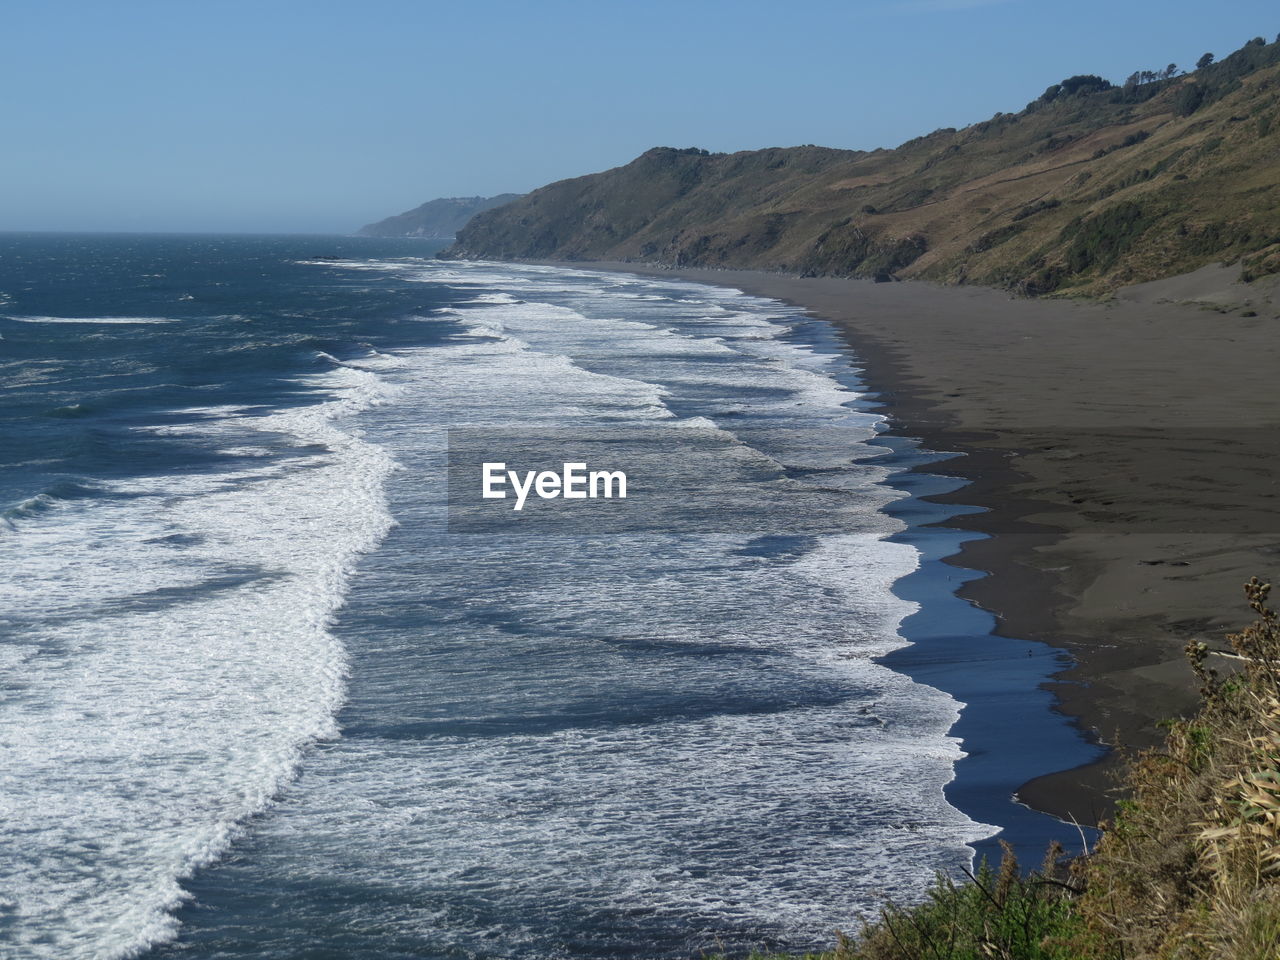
left=443, top=37, right=1280, bottom=296
left=359, top=193, right=522, bottom=238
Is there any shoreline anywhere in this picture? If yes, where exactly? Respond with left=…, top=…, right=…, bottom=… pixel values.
left=746, top=308, right=1102, bottom=863
left=546, top=260, right=1280, bottom=826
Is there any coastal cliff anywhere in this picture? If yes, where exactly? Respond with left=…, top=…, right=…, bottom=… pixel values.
left=443, top=36, right=1280, bottom=296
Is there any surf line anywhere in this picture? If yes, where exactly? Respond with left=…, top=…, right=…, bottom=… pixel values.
left=482, top=462, right=628, bottom=512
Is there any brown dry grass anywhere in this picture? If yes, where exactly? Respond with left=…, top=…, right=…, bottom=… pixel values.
left=1066, top=577, right=1280, bottom=958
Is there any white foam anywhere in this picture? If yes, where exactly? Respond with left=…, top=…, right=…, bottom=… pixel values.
left=1, top=257, right=994, bottom=956
left=419, top=301, right=679, bottom=425
left=0, top=363, right=398, bottom=958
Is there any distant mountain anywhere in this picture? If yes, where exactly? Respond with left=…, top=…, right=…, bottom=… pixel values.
left=443, top=36, right=1280, bottom=296
left=359, top=194, right=523, bottom=239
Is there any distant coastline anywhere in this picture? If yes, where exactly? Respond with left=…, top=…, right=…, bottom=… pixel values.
left=359, top=194, right=522, bottom=239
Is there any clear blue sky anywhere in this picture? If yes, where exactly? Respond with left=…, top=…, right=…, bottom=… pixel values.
left=3, top=0, right=1276, bottom=234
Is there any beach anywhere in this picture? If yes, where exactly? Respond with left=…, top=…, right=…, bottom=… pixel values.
left=573, top=262, right=1280, bottom=824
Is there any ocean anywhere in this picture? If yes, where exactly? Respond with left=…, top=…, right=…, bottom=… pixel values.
left=0, top=234, right=1093, bottom=959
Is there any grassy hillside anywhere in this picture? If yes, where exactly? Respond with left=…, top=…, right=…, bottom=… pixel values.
left=444, top=37, right=1280, bottom=296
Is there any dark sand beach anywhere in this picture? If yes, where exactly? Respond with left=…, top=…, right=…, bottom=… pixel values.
left=569, top=261, right=1280, bottom=824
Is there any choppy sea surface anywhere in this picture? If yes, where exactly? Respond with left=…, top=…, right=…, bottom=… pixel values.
left=0, top=234, right=1091, bottom=960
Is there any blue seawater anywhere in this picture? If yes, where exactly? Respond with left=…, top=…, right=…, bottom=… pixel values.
left=0, top=235, right=1090, bottom=960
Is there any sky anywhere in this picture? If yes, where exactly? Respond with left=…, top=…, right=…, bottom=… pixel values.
left=2, top=0, right=1277, bottom=234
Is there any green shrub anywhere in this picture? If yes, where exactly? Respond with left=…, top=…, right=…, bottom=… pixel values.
left=1060, top=201, right=1157, bottom=275
left=702, top=846, right=1091, bottom=960
left=967, top=224, right=1023, bottom=253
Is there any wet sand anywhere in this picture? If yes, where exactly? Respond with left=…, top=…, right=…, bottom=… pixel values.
left=567, top=261, right=1280, bottom=824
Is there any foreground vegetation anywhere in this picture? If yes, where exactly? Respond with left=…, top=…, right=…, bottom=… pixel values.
left=445, top=35, right=1280, bottom=296
left=715, top=578, right=1280, bottom=959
